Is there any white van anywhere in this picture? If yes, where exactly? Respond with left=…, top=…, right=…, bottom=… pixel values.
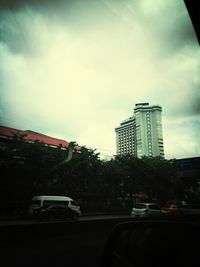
left=29, top=195, right=81, bottom=218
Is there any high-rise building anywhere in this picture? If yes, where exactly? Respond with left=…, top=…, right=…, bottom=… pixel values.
left=115, top=103, right=164, bottom=158
left=115, top=116, right=136, bottom=157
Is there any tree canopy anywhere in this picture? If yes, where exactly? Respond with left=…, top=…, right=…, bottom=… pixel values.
left=0, top=135, right=198, bottom=215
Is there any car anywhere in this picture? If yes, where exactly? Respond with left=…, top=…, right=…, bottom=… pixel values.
left=34, top=203, right=79, bottom=221
left=131, top=203, right=166, bottom=217
left=162, top=204, right=186, bottom=216
left=30, top=195, right=81, bottom=218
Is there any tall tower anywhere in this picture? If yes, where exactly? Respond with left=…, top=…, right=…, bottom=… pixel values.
left=115, top=103, right=164, bottom=158
left=134, top=103, right=164, bottom=158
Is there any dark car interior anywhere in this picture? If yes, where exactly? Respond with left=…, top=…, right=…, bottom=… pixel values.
left=0, top=1, right=199, bottom=267
left=1, top=214, right=200, bottom=267
left=100, top=220, right=200, bottom=267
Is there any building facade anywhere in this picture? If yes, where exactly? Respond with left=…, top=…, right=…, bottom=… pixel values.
left=115, top=103, right=164, bottom=158
left=115, top=116, right=136, bottom=157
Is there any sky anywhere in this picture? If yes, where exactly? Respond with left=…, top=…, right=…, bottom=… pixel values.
left=0, top=0, right=200, bottom=160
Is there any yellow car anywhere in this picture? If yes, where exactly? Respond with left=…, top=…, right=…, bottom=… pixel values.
left=163, top=204, right=185, bottom=216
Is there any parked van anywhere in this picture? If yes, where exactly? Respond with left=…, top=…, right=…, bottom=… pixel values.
left=29, top=195, right=81, bottom=219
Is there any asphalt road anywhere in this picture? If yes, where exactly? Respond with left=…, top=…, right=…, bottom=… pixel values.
left=0, top=214, right=130, bottom=225
left=1, top=209, right=200, bottom=225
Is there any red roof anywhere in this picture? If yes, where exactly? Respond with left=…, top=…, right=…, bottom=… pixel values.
left=0, top=125, right=70, bottom=148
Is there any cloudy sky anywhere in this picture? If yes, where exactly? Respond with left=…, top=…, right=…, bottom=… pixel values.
left=0, top=0, right=200, bottom=159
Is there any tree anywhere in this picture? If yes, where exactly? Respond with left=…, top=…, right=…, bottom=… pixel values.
left=140, top=156, right=176, bottom=203
left=0, top=135, right=74, bottom=214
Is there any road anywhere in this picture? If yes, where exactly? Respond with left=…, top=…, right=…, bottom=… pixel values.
left=1, top=209, right=200, bottom=225
left=0, top=214, right=130, bottom=225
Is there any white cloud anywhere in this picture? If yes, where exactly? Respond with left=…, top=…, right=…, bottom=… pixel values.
left=163, top=116, right=200, bottom=159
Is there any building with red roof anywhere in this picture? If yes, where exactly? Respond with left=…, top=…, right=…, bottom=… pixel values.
left=0, top=125, right=81, bottom=150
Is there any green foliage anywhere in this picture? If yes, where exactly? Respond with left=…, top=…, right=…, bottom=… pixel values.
left=112, top=155, right=176, bottom=203
left=1, top=135, right=198, bottom=214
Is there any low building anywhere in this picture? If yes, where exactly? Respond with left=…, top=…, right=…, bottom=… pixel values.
left=0, top=125, right=81, bottom=150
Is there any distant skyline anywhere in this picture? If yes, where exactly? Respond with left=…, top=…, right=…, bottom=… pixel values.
left=0, top=0, right=200, bottom=159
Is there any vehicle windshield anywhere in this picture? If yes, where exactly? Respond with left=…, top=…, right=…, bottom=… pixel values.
left=135, top=204, right=147, bottom=209
left=43, top=200, right=69, bottom=207
left=0, top=0, right=199, bottom=223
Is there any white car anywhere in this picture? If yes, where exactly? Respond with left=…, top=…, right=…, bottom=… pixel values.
left=29, top=195, right=81, bottom=218
left=131, top=203, right=166, bottom=217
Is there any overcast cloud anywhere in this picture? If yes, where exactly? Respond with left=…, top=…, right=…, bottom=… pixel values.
left=0, top=0, right=200, bottom=159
